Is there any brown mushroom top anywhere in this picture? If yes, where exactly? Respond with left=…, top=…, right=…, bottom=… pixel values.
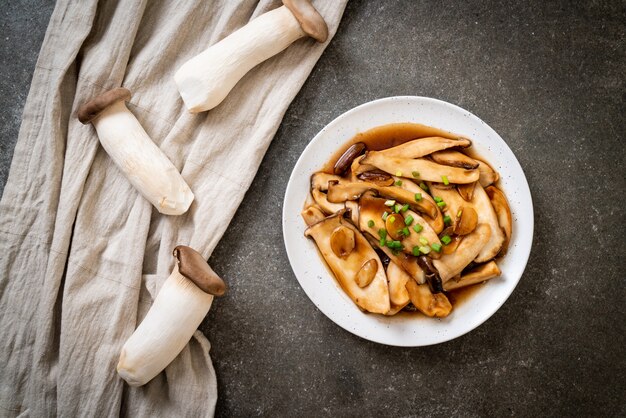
left=77, top=87, right=131, bottom=124
left=283, top=0, right=328, bottom=43
left=173, top=245, right=227, bottom=296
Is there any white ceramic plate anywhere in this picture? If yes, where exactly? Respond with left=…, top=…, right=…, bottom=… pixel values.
left=282, top=96, right=533, bottom=347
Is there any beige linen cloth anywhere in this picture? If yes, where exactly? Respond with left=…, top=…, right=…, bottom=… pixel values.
left=0, top=0, right=347, bottom=416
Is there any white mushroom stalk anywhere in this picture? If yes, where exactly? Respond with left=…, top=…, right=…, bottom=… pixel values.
left=117, top=246, right=226, bottom=387
left=78, top=88, right=194, bottom=215
left=174, top=0, right=328, bottom=113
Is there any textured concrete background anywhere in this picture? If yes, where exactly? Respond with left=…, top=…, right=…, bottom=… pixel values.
left=1, top=1, right=625, bottom=417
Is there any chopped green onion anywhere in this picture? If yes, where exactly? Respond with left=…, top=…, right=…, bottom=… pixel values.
left=431, top=243, right=442, bottom=252
left=419, top=237, right=429, bottom=245
left=388, top=215, right=396, bottom=224
left=457, top=209, right=463, bottom=218
left=414, top=193, right=422, bottom=202
left=395, top=180, right=403, bottom=186
left=404, top=215, right=414, bottom=225
left=420, top=182, right=429, bottom=191
left=379, top=238, right=386, bottom=247
left=412, top=246, right=421, bottom=256
left=401, top=204, right=409, bottom=213
left=389, top=240, right=402, bottom=249
left=443, top=215, right=452, bottom=226
left=367, top=220, right=375, bottom=228
left=378, top=228, right=387, bottom=239
left=382, top=211, right=389, bottom=221
left=437, top=201, right=447, bottom=208
left=433, top=196, right=443, bottom=203
left=384, top=200, right=396, bottom=207
left=395, top=171, right=403, bottom=177
left=392, top=249, right=400, bottom=255
left=419, top=245, right=431, bottom=254
left=442, top=175, right=449, bottom=185
left=441, top=235, right=452, bottom=245
left=412, top=171, right=420, bottom=178
left=413, top=224, right=423, bottom=233
left=386, top=239, right=394, bottom=247
left=402, top=227, right=410, bottom=236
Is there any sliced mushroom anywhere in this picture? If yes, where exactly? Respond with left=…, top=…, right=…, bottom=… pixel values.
left=457, top=182, right=476, bottom=201
left=431, top=150, right=479, bottom=169
left=357, top=170, right=395, bottom=186
left=377, top=136, right=471, bottom=159
left=305, top=214, right=390, bottom=314
left=311, top=188, right=344, bottom=215
left=365, top=233, right=426, bottom=285
left=334, top=142, right=366, bottom=176
left=433, top=223, right=491, bottom=282
left=330, top=225, right=356, bottom=258
left=301, top=204, right=326, bottom=226
left=385, top=261, right=411, bottom=310
left=485, top=186, right=512, bottom=255
left=405, top=279, right=452, bottom=318
left=345, top=200, right=360, bottom=226
left=361, top=152, right=479, bottom=184
left=476, top=159, right=499, bottom=187
left=326, top=180, right=438, bottom=219
left=454, top=206, right=478, bottom=236
left=311, top=172, right=343, bottom=192
left=443, top=261, right=501, bottom=291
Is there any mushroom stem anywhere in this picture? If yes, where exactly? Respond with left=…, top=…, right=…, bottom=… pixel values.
left=175, top=2, right=328, bottom=113
left=117, top=246, right=226, bottom=386
left=81, top=94, right=194, bottom=215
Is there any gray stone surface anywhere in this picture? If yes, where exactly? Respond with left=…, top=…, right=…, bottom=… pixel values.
left=1, top=1, right=625, bottom=417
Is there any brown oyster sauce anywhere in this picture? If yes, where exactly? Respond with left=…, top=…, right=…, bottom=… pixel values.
left=321, top=122, right=491, bottom=315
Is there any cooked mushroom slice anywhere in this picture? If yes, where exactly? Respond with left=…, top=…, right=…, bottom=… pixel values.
left=361, top=152, right=479, bottom=184
left=117, top=246, right=226, bottom=386
left=444, top=261, right=501, bottom=291
left=301, top=204, right=326, bottom=226
left=476, top=159, right=499, bottom=187
left=311, top=188, right=344, bottom=215
left=365, top=233, right=426, bottom=284
left=433, top=223, right=491, bottom=282
left=305, top=214, right=390, bottom=314
left=350, top=154, right=378, bottom=180
left=334, top=142, right=366, bottom=176
left=457, top=181, right=476, bottom=201
left=454, top=206, right=478, bottom=236
left=386, top=261, right=411, bottom=311
left=431, top=150, right=479, bottom=169
left=311, top=172, right=343, bottom=192
left=326, top=180, right=438, bottom=219
left=485, top=186, right=512, bottom=255
left=377, top=136, right=471, bottom=159
left=405, top=279, right=452, bottom=318
left=357, top=170, right=395, bottom=187
left=345, top=200, right=360, bottom=225
left=330, top=225, right=356, bottom=258
left=355, top=259, right=378, bottom=287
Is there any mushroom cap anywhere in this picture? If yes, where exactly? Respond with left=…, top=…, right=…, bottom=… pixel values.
left=282, top=0, right=328, bottom=43
left=173, top=245, right=227, bottom=296
left=77, top=87, right=132, bottom=124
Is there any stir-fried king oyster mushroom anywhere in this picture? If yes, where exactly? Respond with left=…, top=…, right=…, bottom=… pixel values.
left=175, top=0, right=328, bottom=113
left=301, top=124, right=514, bottom=318
left=78, top=88, right=194, bottom=215
left=305, top=213, right=390, bottom=314
left=117, top=246, right=226, bottom=386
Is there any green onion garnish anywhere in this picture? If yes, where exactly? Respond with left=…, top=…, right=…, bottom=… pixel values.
left=431, top=243, right=442, bottom=252
left=402, top=227, right=410, bottom=236
left=443, top=215, right=452, bottom=226
left=420, top=182, right=429, bottom=191
left=378, top=228, right=387, bottom=239
left=401, top=204, right=409, bottom=213
left=437, top=201, right=447, bottom=208
left=414, top=193, right=422, bottom=202
left=433, top=196, right=443, bottom=203
left=412, top=246, right=421, bottom=256
left=441, top=235, right=452, bottom=245
left=395, top=171, right=403, bottom=177
left=419, top=237, right=429, bottom=245
left=384, top=200, right=395, bottom=207
left=382, top=211, right=389, bottom=220
left=457, top=209, right=463, bottom=217
left=413, top=224, right=423, bottom=233
left=412, top=171, right=420, bottom=178
left=404, top=215, right=414, bottom=225
left=391, top=204, right=399, bottom=213
left=367, top=220, right=375, bottom=228
left=419, top=245, right=431, bottom=254
left=379, top=238, right=386, bottom=247
left=386, top=239, right=393, bottom=247
left=442, top=175, right=449, bottom=185
left=389, top=240, right=402, bottom=249
left=388, top=215, right=396, bottom=224
left=395, top=180, right=403, bottom=186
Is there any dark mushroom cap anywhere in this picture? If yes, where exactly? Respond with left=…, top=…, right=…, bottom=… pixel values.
left=173, top=245, right=227, bottom=296
left=77, top=87, right=132, bottom=124
left=282, top=0, right=328, bottom=43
